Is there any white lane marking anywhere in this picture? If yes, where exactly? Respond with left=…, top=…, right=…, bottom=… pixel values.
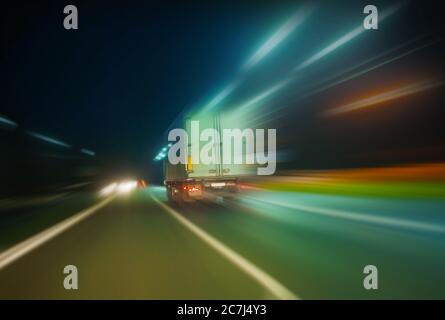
left=151, top=193, right=298, bottom=300
left=0, top=196, right=115, bottom=271
left=245, top=195, right=445, bottom=234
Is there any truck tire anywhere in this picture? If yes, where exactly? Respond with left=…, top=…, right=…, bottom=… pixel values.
left=166, top=186, right=173, bottom=202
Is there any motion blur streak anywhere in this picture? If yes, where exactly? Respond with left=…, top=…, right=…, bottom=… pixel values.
left=229, top=3, right=405, bottom=120
left=244, top=37, right=436, bottom=127
left=243, top=5, right=313, bottom=70
left=298, top=38, right=440, bottom=101
left=151, top=194, right=299, bottom=300
left=325, top=79, right=445, bottom=116
left=81, top=148, right=96, bottom=156
left=0, top=196, right=115, bottom=271
left=237, top=37, right=436, bottom=128
left=202, top=5, right=312, bottom=112
left=243, top=195, right=445, bottom=235
left=294, top=2, right=405, bottom=71
left=0, top=115, right=17, bottom=128
left=99, top=183, right=117, bottom=196
left=236, top=80, right=290, bottom=114
left=27, top=131, right=71, bottom=148
left=203, top=79, right=241, bottom=112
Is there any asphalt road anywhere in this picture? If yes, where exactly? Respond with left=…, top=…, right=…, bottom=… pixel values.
left=0, top=186, right=444, bottom=299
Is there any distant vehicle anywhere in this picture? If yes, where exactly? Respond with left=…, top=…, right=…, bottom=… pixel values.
left=137, top=180, right=147, bottom=188
left=163, top=112, right=256, bottom=202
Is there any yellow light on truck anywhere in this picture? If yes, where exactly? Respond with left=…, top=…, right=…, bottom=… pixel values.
left=186, top=156, right=193, bottom=172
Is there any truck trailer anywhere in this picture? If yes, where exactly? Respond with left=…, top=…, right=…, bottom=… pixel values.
left=163, top=112, right=257, bottom=202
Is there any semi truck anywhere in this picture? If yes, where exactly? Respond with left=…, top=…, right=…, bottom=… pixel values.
left=163, top=112, right=257, bottom=202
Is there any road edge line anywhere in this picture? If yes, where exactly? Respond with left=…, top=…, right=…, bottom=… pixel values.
left=244, top=194, right=445, bottom=234
left=0, top=196, right=115, bottom=271
left=151, top=193, right=299, bottom=300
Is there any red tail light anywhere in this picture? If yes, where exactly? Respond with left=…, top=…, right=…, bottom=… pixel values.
left=183, top=185, right=200, bottom=192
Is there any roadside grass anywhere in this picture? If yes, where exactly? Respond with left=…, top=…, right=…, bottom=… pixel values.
left=254, top=181, right=445, bottom=199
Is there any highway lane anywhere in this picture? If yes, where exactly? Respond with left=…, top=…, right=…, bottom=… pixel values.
left=0, top=186, right=444, bottom=299
left=164, top=188, right=445, bottom=299
left=0, top=191, right=99, bottom=252
left=0, top=189, right=269, bottom=299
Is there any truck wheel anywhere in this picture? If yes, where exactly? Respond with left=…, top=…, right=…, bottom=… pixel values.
left=166, top=187, right=173, bottom=202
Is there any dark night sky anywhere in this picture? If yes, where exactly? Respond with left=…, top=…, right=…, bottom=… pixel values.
left=2, top=1, right=445, bottom=178
left=2, top=1, right=291, bottom=173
